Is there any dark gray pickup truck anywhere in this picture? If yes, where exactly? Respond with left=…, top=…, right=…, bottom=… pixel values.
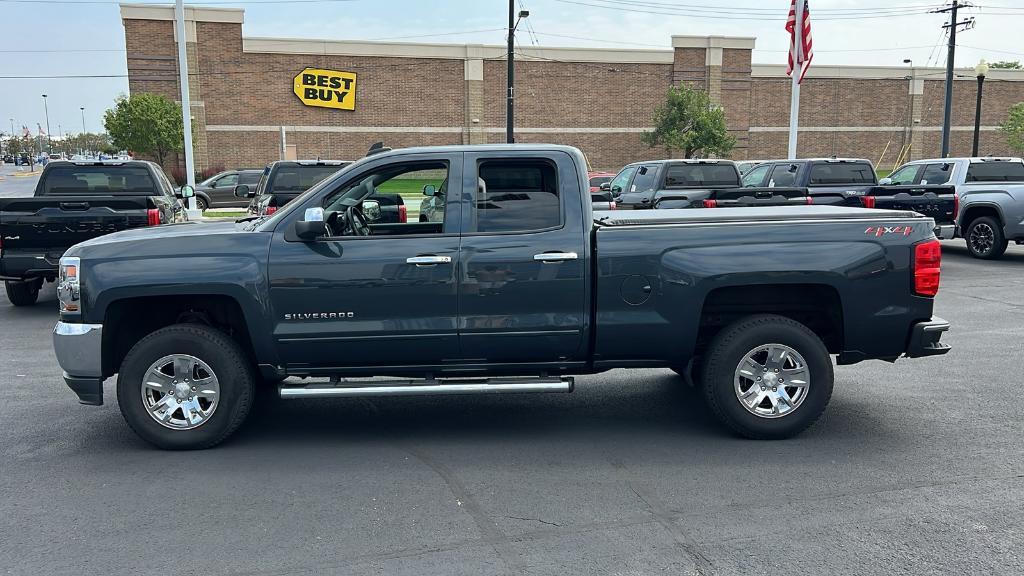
left=0, top=160, right=187, bottom=306
left=52, top=144, right=950, bottom=449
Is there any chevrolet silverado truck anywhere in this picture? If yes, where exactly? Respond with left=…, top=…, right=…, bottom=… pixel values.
left=52, top=144, right=950, bottom=450
left=0, top=160, right=188, bottom=306
left=884, top=157, right=1024, bottom=259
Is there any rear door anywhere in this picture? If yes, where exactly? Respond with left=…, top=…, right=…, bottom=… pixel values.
left=207, top=172, right=240, bottom=207
left=457, top=150, right=588, bottom=365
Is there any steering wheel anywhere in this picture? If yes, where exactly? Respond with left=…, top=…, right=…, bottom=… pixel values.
left=347, top=204, right=371, bottom=236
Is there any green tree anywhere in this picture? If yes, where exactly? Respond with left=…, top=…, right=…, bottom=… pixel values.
left=1001, top=102, right=1024, bottom=154
left=990, top=61, right=1022, bottom=69
left=641, top=83, right=736, bottom=158
left=103, top=93, right=184, bottom=166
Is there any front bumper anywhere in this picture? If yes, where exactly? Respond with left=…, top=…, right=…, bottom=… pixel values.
left=905, top=316, right=951, bottom=358
left=934, top=223, right=957, bottom=240
left=53, top=321, right=104, bottom=405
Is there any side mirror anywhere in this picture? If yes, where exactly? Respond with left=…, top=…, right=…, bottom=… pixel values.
left=422, top=184, right=437, bottom=196
left=294, top=207, right=327, bottom=241
left=362, top=199, right=382, bottom=222
left=179, top=185, right=195, bottom=198
left=879, top=177, right=893, bottom=185
left=600, top=182, right=611, bottom=192
left=234, top=184, right=253, bottom=198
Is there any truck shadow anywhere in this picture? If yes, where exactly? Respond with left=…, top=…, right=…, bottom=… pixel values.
left=227, top=372, right=892, bottom=448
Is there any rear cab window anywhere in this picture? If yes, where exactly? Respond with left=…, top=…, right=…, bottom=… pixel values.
left=471, top=159, right=560, bottom=233
left=966, top=161, right=1024, bottom=182
left=663, top=163, right=738, bottom=188
left=589, top=175, right=612, bottom=188
left=808, top=162, right=876, bottom=185
left=267, top=164, right=343, bottom=194
left=39, top=164, right=158, bottom=195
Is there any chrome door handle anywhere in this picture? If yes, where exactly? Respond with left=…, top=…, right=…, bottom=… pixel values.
left=533, top=252, right=578, bottom=262
left=406, top=255, right=452, bottom=265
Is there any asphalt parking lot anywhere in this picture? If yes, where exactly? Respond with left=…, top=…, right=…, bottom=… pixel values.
left=1, top=207, right=1022, bottom=573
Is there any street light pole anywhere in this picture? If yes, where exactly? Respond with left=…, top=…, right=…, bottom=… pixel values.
left=41, top=94, right=51, bottom=153
left=506, top=4, right=529, bottom=144
left=972, top=59, right=988, bottom=157
left=80, top=107, right=87, bottom=156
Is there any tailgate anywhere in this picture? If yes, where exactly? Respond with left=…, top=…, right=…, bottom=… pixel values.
left=710, top=186, right=809, bottom=208
left=0, top=196, right=152, bottom=254
left=866, top=185, right=957, bottom=224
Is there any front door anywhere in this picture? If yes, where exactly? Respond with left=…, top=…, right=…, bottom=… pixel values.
left=267, top=153, right=463, bottom=370
left=456, top=150, right=588, bottom=365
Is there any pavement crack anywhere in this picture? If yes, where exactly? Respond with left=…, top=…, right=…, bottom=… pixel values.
left=506, top=515, right=562, bottom=527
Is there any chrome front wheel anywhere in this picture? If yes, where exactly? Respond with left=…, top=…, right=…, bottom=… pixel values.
left=142, top=354, right=221, bottom=430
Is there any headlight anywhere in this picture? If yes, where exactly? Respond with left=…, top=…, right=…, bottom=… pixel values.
left=57, top=256, right=81, bottom=314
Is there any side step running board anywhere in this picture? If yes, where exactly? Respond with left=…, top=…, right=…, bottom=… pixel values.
left=279, top=376, right=574, bottom=399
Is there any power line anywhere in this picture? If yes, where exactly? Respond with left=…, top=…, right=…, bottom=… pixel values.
left=549, top=0, right=937, bottom=21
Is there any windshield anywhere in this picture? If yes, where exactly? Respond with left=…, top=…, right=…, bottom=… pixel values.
left=267, top=165, right=344, bottom=194
left=663, top=164, right=738, bottom=188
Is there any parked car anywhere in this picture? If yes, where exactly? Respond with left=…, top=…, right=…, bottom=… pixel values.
left=743, top=157, right=957, bottom=237
left=419, top=178, right=446, bottom=222
left=606, top=159, right=818, bottom=210
left=51, top=144, right=949, bottom=449
left=186, top=168, right=263, bottom=210
left=885, top=157, right=1024, bottom=259
left=239, top=160, right=350, bottom=217
left=2, top=154, right=14, bottom=164
left=0, top=160, right=188, bottom=306
left=588, top=171, right=616, bottom=192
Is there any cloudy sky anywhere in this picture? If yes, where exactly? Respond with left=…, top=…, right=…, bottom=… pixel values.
left=1, top=0, right=1022, bottom=137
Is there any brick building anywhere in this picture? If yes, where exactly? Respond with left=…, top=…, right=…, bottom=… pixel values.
left=121, top=3, right=1024, bottom=172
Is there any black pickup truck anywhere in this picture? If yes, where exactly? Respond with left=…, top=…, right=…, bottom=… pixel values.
left=607, top=159, right=821, bottom=209
left=0, top=160, right=187, bottom=306
left=52, top=144, right=950, bottom=449
left=742, top=158, right=957, bottom=237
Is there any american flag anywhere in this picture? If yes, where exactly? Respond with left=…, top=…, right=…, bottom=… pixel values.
left=786, top=0, right=813, bottom=84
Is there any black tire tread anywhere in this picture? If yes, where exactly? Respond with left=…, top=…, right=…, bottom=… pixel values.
left=5, top=279, right=40, bottom=306
left=117, top=323, right=253, bottom=450
left=700, top=314, right=833, bottom=439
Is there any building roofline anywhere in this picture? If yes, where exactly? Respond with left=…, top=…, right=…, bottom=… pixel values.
left=119, top=3, right=244, bottom=23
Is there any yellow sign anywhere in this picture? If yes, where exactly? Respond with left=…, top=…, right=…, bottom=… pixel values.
left=293, top=68, right=357, bottom=111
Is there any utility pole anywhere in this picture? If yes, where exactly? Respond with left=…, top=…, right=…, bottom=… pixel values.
left=175, top=0, right=198, bottom=215
left=41, top=94, right=51, bottom=153
left=934, top=1, right=975, bottom=157
left=506, top=3, right=529, bottom=144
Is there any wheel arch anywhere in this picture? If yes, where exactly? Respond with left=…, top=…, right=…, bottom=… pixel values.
left=100, top=290, right=276, bottom=378
left=959, top=201, right=1005, bottom=229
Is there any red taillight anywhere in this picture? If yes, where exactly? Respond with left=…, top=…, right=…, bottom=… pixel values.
left=147, top=208, right=161, bottom=226
left=398, top=204, right=408, bottom=223
left=265, top=206, right=278, bottom=215
left=702, top=199, right=718, bottom=208
left=953, top=193, right=959, bottom=219
left=805, top=196, right=814, bottom=205
left=913, top=239, right=942, bottom=297
left=861, top=196, right=876, bottom=209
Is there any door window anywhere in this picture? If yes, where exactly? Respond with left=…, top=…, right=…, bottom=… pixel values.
left=470, top=159, right=560, bottom=233
left=321, top=161, right=450, bottom=235
left=215, top=173, right=238, bottom=188
left=808, top=162, right=875, bottom=185
left=239, top=171, right=262, bottom=185
left=630, top=164, right=659, bottom=193
left=887, top=164, right=920, bottom=185
left=741, top=163, right=771, bottom=187
left=769, top=164, right=798, bottom=187
left=918, top=163, right=953, bottom=185
left=608, top=165, right=636, bottom=194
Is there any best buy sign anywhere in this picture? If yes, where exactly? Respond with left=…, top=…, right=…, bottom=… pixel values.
left=293, top=68, right=357, bottom=111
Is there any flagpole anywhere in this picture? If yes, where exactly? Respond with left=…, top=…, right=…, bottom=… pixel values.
left=786, top=0, right=803, bottom=160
